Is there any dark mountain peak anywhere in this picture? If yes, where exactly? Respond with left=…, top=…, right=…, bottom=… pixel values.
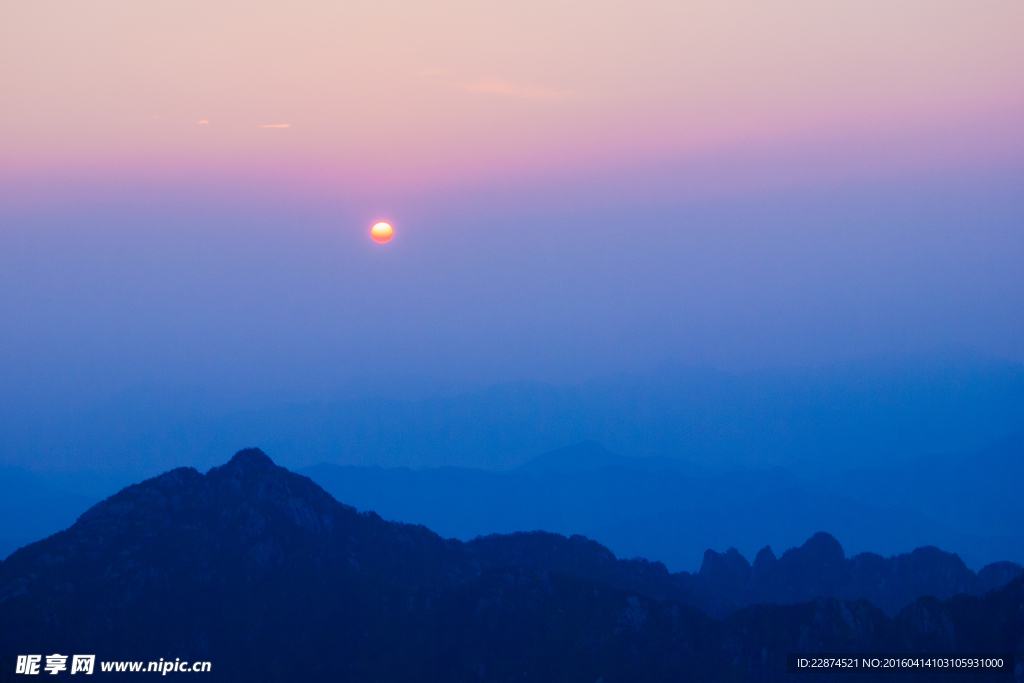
left=788, top=531, right=845, bottom=563
left=197, top=447, right=352, bottom=531
left=4, top=450, right=355, bottom=585
left=699, top=548, right=751, bottom=592
left=700, top=547, right=750, bottom=577
left=2, top=452, right=1022, bottom=681
left=748, top=532, right=847, bottom=607
left=977, top=561, right=1023, bottom=593
left=880, top=546, right=975, bottom=600
left=752, top=545, right=776, bottom=574
left=695, top=548, right=751, bottom=616
left=0, top=450, right=479, bottom=638
left=897, top=545, right=971, bottom=579
left=895, top=546, right=970, bottom=576
left=219, top=447, right=277, bottom=473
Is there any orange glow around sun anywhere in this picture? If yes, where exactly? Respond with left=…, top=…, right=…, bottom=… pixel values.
left=370, top=222, right=393, bottom=243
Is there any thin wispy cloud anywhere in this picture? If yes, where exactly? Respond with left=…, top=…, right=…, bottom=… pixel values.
left=453, top=79, right=571, bottom=101
left=420, top=70, right=571, bottom=102
left=197, top=119, right=209, bottom=124
left=259, top=124, right=291, bottom=128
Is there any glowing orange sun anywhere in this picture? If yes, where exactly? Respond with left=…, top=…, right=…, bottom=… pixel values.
left=371, top=222, right=394, bottom=244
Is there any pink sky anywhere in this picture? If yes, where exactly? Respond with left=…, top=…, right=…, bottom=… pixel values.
left=2, top=0, right=1023, bottom=202
left=1, top=0, right=1023, bottom=436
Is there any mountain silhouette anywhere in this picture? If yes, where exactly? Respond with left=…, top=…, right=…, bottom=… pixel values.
left=301, top=435, right=1024, bottom=572
left=464, top=529, right=1020, bottom=619
left=1, top=449, right=1021, bottom=682
left=8, top=427, right=1024, bottom=573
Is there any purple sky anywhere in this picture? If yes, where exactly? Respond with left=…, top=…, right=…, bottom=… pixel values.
left=1, top=0, right=1023, bottom=411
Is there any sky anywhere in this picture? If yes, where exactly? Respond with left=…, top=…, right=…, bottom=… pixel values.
left=1, top=1, right=1024, bottom=591
left=3, top=0, right=1023, bottom=194
left=1, top=0, right=1023, bottom=422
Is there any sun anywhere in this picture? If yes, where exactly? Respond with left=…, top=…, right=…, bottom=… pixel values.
left=370, top=222, right=394, bottom=244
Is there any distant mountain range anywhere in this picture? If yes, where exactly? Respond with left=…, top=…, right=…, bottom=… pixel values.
left=469, top=530, right=1020, bottom=619
left=300, top=435, right=1024, bottom=571
left=5, top=355, right=1024, bottom=476
left=5, top=432, right=1023, bottom=574
left=4, top=354, right=1023, bottom=572
left=1, top=449, right=1021, bottom=681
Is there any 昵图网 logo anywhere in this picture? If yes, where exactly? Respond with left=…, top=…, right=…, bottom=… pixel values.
left=16, top=654, right=93, bottom=675
left=15, top=655, right=210, bottom=674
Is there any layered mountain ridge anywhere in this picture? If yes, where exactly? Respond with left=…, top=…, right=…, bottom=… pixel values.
left=474, top=530, right=1020, bottom=619
left=1, top=449, right=1021, bottom=682
left=302, top=434, right=1024, bottom=572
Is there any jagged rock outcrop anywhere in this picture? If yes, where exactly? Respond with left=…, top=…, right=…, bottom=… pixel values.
left=467, top=529, right=1021, bottom=619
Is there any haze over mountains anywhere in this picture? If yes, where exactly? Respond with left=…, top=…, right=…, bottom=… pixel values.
left=301, top=432, right=1024, bottom=572
left=1, top=450, right=1021, bottom=682
left=5, top=0, right=1022, bottom=675
left=4, top=355, right=1024, bottom=476
left=4, top=431, right=1023, bottom=572
left=2, top=356, right=1023, bottom=572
